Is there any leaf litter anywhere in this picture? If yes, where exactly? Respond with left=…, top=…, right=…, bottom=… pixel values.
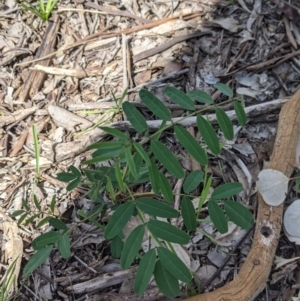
left=1, top=0, right=300, bottom=300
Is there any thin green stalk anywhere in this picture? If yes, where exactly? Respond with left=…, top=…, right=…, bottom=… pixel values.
left=166, top=241, right=176, bottom=254
left=125, top=184, right=164, bottom=248
left=32, top=125, right=40, bottom=176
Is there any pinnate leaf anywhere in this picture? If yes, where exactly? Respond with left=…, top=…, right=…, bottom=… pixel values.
left=11, top=210, right=25, bottom=217
left=33, top=194, right=41, bottom=211
left=22, top=198, right=30, bottom=211
left=24, top=213, right=40, bottom=226
left=17, top=212, right=28, bottom=226
left=115, top=161, right=125, bottom=192
left=83, top=153, right=118, bottom=165
left=37, top=216, right=51, bottom=228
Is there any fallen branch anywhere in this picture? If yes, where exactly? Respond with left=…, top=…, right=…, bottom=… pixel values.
left=45, top=96, right=289, bottom=162
left=184, top=90, right=300, bottom=301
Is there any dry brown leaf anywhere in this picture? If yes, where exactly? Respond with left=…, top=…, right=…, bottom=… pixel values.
left=0, top=209, right=23, bottom=296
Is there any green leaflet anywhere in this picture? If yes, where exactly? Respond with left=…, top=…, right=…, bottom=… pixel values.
left=110, top=235, right=124, bottom=258
left=125, top=146, right=138, bottom=179
left=234, top=102, right=247, bottom=126
left=115, top=161, right=125, bottom=192
left=216, top=108, right=234, bottom=140
left=211, top=182, right=243, bottom=200
left=134, top=249, right=157, bottom=295
left=154, top=260, right=180, bottom=297
left=147, top=220, right=189, bottom=244
left=122, top=101, right=148, bottom=133
left=157, top=247, right=192, bottom=283
left=151, top=140, right=184, bottom=178
left=224, top=201, right=254, bottom=230
left=159, top=172, right=173, bottom=203
left=23, top=245, right=53, bottom=277
left=48, top=218, right=67, bottom=230
left=148, top=159, right=160, bottom=194
left=181, top=197, right=197, bottom=231
left=120, top=225, right=145, bottom=269
left=99, top=126, right=129, bottom=139
left=208, top=201, right=228, bottom=234
left=133, top=142, right=151, bottom=165
left=183, top=170, right=204, bottom=193
left=57, top=234, right=71, bottom=259
left=164, top=87, right=195, bottom=110
left=136, top=198, right=178, bottom=218
left=87, top=141, right=123, bottom=151
left=139, top=89, right=171, bottom=121
left=175, top=126, right=207, bottom=166
left=214, top=83, right=233, bottom=98
left=105, top=202, right=135, bottom=239
left=196, top=115, right=220, bottom=155
left=188, top=90, right=213, bottom=104
left=50, top=195, right=56, bottom=214
left=33, top=231, right=62, bottom=248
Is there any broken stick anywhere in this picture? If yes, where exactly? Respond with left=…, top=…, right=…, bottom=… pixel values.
left=18, top=14, right=60, bottom=102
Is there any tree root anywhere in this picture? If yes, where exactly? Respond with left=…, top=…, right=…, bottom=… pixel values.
left=185, top=90, right=300, bottom=301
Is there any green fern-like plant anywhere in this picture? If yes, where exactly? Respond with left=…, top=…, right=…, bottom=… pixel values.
left=16, top=85, right=254, bottom=298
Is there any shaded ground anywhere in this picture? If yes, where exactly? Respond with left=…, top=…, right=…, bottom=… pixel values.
left=1, top=0, right=300, bottom=300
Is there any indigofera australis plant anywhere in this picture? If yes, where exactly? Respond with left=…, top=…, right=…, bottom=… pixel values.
left=15, top=85, right=255, bottom=297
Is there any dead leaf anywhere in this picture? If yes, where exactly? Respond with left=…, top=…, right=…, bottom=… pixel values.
left=284, top=199, right=300, bottom=238
left=256, top=169, right=289, bottom=206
